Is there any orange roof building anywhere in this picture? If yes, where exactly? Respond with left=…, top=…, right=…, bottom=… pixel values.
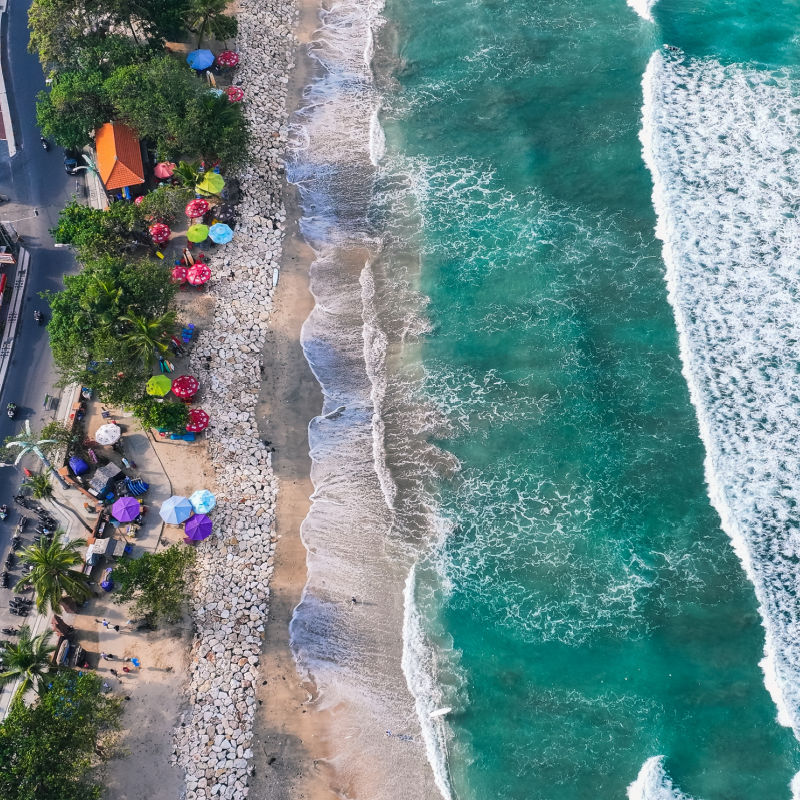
left=95, top=122, right=145, bottom=191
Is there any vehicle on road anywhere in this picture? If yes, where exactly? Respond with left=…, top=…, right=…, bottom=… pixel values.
left=33, top=309, right=42, bottom=324
left=63, top=150, right=79, bottom=174
left=40, top=136, right=49, bottom=151
left=6, top=402, right=16, bottom=419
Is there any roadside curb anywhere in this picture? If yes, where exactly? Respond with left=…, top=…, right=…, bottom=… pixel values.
left=0, top=8, right=16, bottom=158
left=0, top=246, right=28, bottom=399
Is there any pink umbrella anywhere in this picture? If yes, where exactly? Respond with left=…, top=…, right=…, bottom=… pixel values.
left=226, top=86, right=244, bottom=103
left=187, top=263, right=211, bottom=286
left=217, top=50, right=239, bottom=68
left=171, top=374, right=200, bottom=400
left=186, top=408, right=210, bottom=432
left=149, top=223, right=171, bottom=244
left=134, top=195, right=144, bottom=205
left=185, top=198, right=210, bottom=219
left=154, top=162, right=176, bottom=179
left=171, top=266, right=187, bottom=284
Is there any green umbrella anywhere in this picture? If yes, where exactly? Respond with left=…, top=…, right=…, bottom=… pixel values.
left=146, top=374, right=172, bottom=397
left=187, top=224, right=209, bottom=243
left=196, top=172, right=225, bottom=196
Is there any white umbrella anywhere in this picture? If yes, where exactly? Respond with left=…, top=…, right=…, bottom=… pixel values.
left=94, top=423, right=121, bottom=445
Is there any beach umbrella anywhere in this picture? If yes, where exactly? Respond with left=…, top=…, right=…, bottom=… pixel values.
left=149, top=223, right=171, bottom=244
left=187, top=223, right=209, bottom=243
left=184, top=513, right=213, bottom=542
left=208, top=223, right=233, bottom=244
left=170, top=266, right=187, bottom=284
left=185, top=198, right=210, bottom=219
left=189, top=489, right=216, bottom=514
left=146, top=374, right=172, bottom=397
left=216, top=50, right=239, bottom=67
left=68, top=456, right=89, bottom=476
left=111, top=496, right=141, bottom=523
left=187, top=263, right=211, bottom=286
left=186, top=49, right=215, bottom=70
left=159, top=495, right=193, bottom=524
left=226, top=86, right=244, bottom=103
left=154, top=161, right=176, bottom=179
left=186, top=408, right=210, bottom=432
left=196, top=172, right=225, bottom=196
left=171, top=374, right=200, bottom=399
left=94, top=423, right=121, bottom=445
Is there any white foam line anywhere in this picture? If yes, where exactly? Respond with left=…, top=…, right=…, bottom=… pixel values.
left=627, top=757, right=697, bottom=800
left=639, top=50, right=800, bottom=738
left=626, top=0, right=657, bottom=22
left=401, top=565, right=454, bottom=800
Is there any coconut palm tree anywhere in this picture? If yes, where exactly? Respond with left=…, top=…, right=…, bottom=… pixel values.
left=0, top=625, right=57, bottom=700
left=172, top=160, right=203, bottom=188
left=22, top=473, right=54, bottom=502
left=5, top=420, right=67, bottom=488
left=15, top=531, right=91, bottom=615
left=118, top=309, right=177, bottom=368
left=184, top=0, right=237, bottom=48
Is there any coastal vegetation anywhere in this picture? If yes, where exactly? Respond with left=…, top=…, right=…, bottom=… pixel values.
left=32, top=0, right=241, bottom=422
left=112, top=545, right=197, bottom=624
left=15, top=532, right=93, bottom=615
left=0, top=671, right=122, bottom=800
left=0, top=625, right=56, bottom=699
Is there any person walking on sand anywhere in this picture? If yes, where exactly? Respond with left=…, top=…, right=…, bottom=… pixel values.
left=101, top=652, right=113, bottom=661
left=110, top=668, right=119, bottom=677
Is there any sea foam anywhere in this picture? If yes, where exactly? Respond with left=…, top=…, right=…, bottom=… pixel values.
left=640, top=50, right=800, bottom=738
left=626, top=0, right=657, bottom=22
left=628, top=757, right=697, bottom=800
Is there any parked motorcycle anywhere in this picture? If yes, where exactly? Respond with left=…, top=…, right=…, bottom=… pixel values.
left=33, top=310, right=42, bottom=324
left=40, top=136, right=49, bottom=151
left=1, top=627, right=18, bottom=636
left=4, top=553, right=13, bottom=568
left=6, top=403, right=16, bottom=419
left=9, top=607, right=28, bottom=616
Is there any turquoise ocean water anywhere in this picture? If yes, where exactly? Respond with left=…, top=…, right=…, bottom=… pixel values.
left=290, top=0, right=800, bottom=798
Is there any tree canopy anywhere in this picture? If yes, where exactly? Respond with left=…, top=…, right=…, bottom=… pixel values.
left=133, top=397, right=189, bottom=430
left=113, top=545, right=196, bottom=623
left=0, top=670, right=122, bottom=800
left=44, top=254, right=177, bottom=401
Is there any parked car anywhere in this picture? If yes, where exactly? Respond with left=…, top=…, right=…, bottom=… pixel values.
left=63, top=150, right=79, bottom=175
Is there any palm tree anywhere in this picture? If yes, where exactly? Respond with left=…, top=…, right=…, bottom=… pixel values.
left=118, top=309, right=177, bottom=368
left=173, top=160, right=203, bottom=188
left=0, top=625, right=57, bottom=700
left=184, top=0, right=237, bottom=48
left=15, top=532, right=91, bottom=615
left=22, top=473, right=54, bottom=502
left=5, top=420, right=67, bottom=488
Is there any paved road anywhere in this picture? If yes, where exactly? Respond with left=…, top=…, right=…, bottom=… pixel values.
left=0, top=0, right=80, bottom=632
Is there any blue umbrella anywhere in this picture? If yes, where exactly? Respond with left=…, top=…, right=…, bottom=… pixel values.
left=189, top=489, right=216, bottom=514
left=159, top=495, right=193, bottom=524
left=186, top=49, right=215, bottom=70
left=208, top=223, right=233, bottom=244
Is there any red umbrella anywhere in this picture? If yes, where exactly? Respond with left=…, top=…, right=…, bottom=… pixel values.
left=217, top=50, right=239, bottom=68
left=226, top=86, right=244, bottom=103
left=171, top=266, right=187, bottom=284
left=186, top=408, right=210, bottom=432
left=154, top=162, right=176, bottom=179
left=149, top=223, right=171, bottom=244
left=172, top=375, right=200, bottom=400
left=134, top=195, right=144, bottom=205
left=185, top=198, right=210, bottom=219
left=187, top=263, right=211, bottom=286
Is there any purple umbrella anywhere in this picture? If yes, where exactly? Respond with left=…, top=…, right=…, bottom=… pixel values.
left=112, top=496, right=141, bottom=523
left=184, top=513, right=213, bottom=542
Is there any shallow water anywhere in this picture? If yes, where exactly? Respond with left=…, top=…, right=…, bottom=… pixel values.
left=290, top=0, right=800, bottom=797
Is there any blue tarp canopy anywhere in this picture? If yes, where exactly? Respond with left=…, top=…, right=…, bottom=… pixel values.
left=69, top=456, right=89, bottom=475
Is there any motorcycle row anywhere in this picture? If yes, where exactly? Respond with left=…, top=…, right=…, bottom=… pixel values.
left=2, top=503, right=58, bottom=617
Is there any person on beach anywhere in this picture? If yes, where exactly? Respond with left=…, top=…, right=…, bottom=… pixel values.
left=101, top=652, right=113, bottom=660
left=110, top=668, right=119, bottom=677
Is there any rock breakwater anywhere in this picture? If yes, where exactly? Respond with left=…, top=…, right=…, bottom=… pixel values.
left=172, top=0, right=298, bottom=797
